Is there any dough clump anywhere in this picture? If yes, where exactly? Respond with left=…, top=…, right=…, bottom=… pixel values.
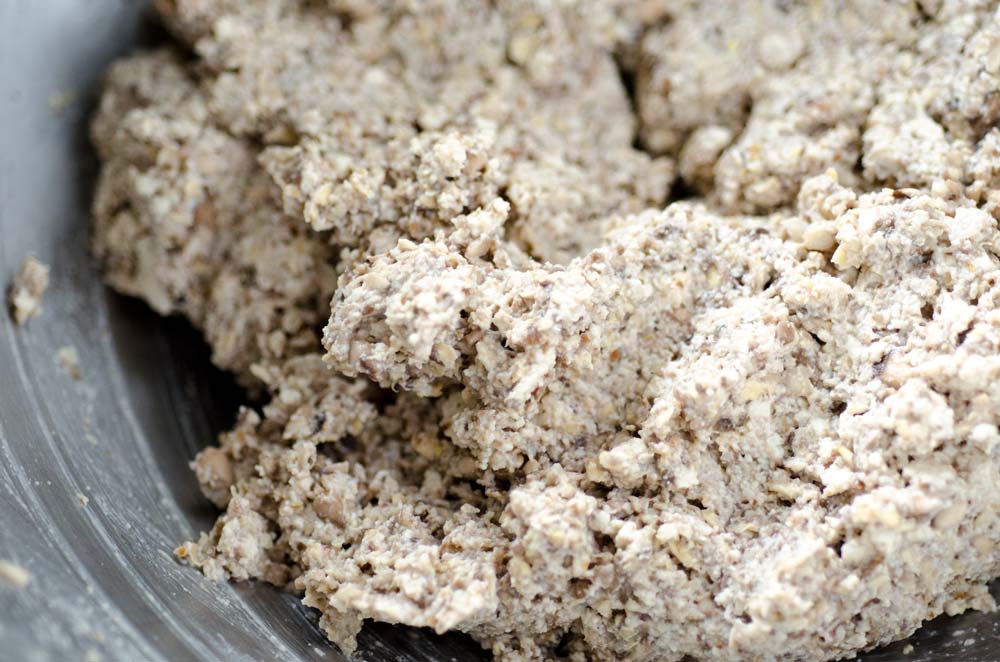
left=93, top=1, right=1000, bottom=660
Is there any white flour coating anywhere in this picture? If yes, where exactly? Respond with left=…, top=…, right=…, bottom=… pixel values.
left=91, top=1, right=1000, bottom=661
left=8, top=256, right=50, bottom=326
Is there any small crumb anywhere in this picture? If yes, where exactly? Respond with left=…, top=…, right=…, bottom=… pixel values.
left=57, top=346, right=82, bottom=380
left=8, top=256, right=50, bottom=325
left=964, top=638, right=976, bottom=647
left=84, top=648, right=102, bottom=662
left=0, top=560, right=32, bottom=589
left=77, top=492, right=90, bottom=506
left=902, top=643, right=914, bottom=654
left=85, top=433, right=99, bottom=446
left=49, top=88, right=77, bottom=113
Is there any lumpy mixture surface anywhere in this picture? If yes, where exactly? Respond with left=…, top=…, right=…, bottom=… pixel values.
left=92, top=1, right=1000, bottom=660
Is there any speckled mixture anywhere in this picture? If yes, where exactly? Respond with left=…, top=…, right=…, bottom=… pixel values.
left=92, top=2, right=1000, bottom=660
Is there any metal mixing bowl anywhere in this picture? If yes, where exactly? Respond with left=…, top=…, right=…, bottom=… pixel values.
left=1, top=2, right=997, bottom=660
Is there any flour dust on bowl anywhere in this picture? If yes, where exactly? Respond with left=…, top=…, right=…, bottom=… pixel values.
left=1, top=1, right=1000, bottom=662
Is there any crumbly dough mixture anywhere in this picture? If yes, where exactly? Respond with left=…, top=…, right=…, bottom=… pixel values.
left=8, top=256, right=50, bottom=326
left=92, top=1, right=1000, bottom=660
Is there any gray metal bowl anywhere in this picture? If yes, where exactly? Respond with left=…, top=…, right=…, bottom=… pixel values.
left=0, top=2, right=997, bottom=661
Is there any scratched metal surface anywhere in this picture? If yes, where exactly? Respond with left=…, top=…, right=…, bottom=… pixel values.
left=0, top=2, right=996, bottom=661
